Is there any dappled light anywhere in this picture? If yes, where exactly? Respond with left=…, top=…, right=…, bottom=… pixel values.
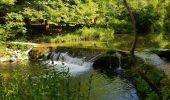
left=1, top=0, right=170, bottom=100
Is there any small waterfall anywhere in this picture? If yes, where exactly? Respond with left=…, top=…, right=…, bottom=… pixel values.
left=48, top=52, right=60, bottom=61
left=115, top=52, right=123, bottom=73
left=46, top=52, right=92, bottom=76
left=58, top=53, right=85, bottom=66
left=116, top=52, right=122, bottom=70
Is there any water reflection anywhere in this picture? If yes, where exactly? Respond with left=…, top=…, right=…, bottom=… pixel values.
left=0, top=61, right=138, bottom=100
left=73, top=69, right=138, bottom=100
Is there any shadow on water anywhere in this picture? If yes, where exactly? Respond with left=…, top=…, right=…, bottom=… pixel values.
left=43, top=48, right=139, bottom=100
left=0, top=45, right=139, bottom=100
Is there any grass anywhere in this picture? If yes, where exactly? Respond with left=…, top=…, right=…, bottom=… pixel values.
left=126, top=63, right=170, bottom=100
left=0, top=45, right=8, bottom=57
left=6, top=26, right=170, bottom=53
left=0, top=62, right=93, bottom=100
left=25, top=32, right=170, bottom=53
left=33, top=27, right=114, bottom=43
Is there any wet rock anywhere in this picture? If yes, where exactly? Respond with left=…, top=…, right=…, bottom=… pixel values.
left=135, top=52, right=165, bottom=67
left=149, top=49, right=170, bottom=60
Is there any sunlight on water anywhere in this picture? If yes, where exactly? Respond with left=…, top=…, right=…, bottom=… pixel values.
left=135, top=52, right=165, bottom=67
left=45, top=51, right=139, bottom=100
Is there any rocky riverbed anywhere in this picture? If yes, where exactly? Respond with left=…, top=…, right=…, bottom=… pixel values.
left=0, top=48, right=32, bottom=63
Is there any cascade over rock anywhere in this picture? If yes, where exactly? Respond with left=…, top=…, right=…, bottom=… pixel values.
left=28, top=47, right=131, bottom=75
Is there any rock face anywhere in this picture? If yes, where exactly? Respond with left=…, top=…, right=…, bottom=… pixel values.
left=0, top=48, right=31, bottom=63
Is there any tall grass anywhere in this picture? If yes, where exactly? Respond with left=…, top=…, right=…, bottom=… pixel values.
left=77, top=27, right=114, bottom=42
left=35, top=27, right=114, bottom=43
left=0, top=62, right=92, bottom=100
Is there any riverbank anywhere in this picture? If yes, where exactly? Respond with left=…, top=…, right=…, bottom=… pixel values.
left=1, top=41, right=170, bottom=99
left=0, top=43, right=32, bottom=63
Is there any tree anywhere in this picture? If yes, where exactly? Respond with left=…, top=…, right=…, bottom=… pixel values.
left=123, top=0, right=137, bottom=58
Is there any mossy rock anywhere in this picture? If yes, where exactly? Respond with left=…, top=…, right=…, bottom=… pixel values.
left=28, top=47, right=50, bottom=60
left=150, top=48, right=170, bottom=60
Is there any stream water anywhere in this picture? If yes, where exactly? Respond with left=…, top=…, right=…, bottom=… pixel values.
left=135, top=51, right=165, bottom=67
left=3, top=41, right=170, bottom=100
left=0, top=49, right=139, bottom=100
left=1, top=43, right=170, bottom=100
left=43, top=51, right=139, bottom=100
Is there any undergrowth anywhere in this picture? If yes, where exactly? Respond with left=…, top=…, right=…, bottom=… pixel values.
left=0, top=62, right=93, bottom=100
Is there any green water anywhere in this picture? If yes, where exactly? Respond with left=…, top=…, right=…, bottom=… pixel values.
left=0, top=61, right=138, bottom=100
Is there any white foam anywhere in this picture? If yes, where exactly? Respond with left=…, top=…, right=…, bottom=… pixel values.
left=46, top=52, right=92, bottom=76
left=46, top=60, right=92, bottom=76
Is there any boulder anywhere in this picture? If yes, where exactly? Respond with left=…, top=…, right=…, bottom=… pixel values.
left=150, top=49, right=170, bottom=60
left=28, top=47, right=50, bottom=60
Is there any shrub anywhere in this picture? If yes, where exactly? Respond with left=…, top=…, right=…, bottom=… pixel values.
left=4, top=12, right=27, bottom=39
left=162, top=87, right=170, bottom=100
left=0, top=63, right=92, bottom=100
left=134, top=5, right=160, bottom=33
left=77, top=27, right=114, bottom=42
left=141, top=64, right=165, bottom=86
left=149, top=33, right=168, bottom=48
left=55, top=34, right=80, bottom=43
left=0, top=26, right=9, bottom=44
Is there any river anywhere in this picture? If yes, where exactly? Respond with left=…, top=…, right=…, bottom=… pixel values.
left=0, top=45, right=139, bottom=100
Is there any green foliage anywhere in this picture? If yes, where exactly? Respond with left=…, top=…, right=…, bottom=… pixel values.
left=162, top=87, right=170, bottom=100
left=106, top=49, right=116, bottom=54
left=111, top=18, right=130, bottom=33
left=146, top=91, right=159, bottom=100
left=0, top=63, right=92, bottom=100
left=0, top=26, right=9, bottom=43
left=149, top=48, right=160, bottom=54
left=55, top=34, right=80, bottom=43
left=35, top=27, right=114, bottom=43
left=132, top=63, right=169, bottom=99
left=22, top=8, right=45, bottom=21
left=0, top=45, right=8, bottom=57
left=142, top=64, right=165, bottom=85
left=1, top=0, right=170, bottom=44
left=36, top=36, right=53, bottom=43
left=0, top=0, right=16, bottom=5
left=78, top=27, right=100, bottom=40
left=4, top=13, right=26, bottom=39
left=135, top=76, right=151, bottom=93
left=149, top=33, right=168, bottom=48
left=77, top=27, right=114, bottom=42
left=73, top=1, right=99, bottom=24
left=134, top=73, right=160, bottom=100
left=163, top=3, right=170, bottom=33
left=6, top=43, right=30, bottom=52
left=134, top=5, right=160, bottom=33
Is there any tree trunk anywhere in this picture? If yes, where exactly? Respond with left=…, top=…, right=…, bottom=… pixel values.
left=123, top=0, right=137, bottom=58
